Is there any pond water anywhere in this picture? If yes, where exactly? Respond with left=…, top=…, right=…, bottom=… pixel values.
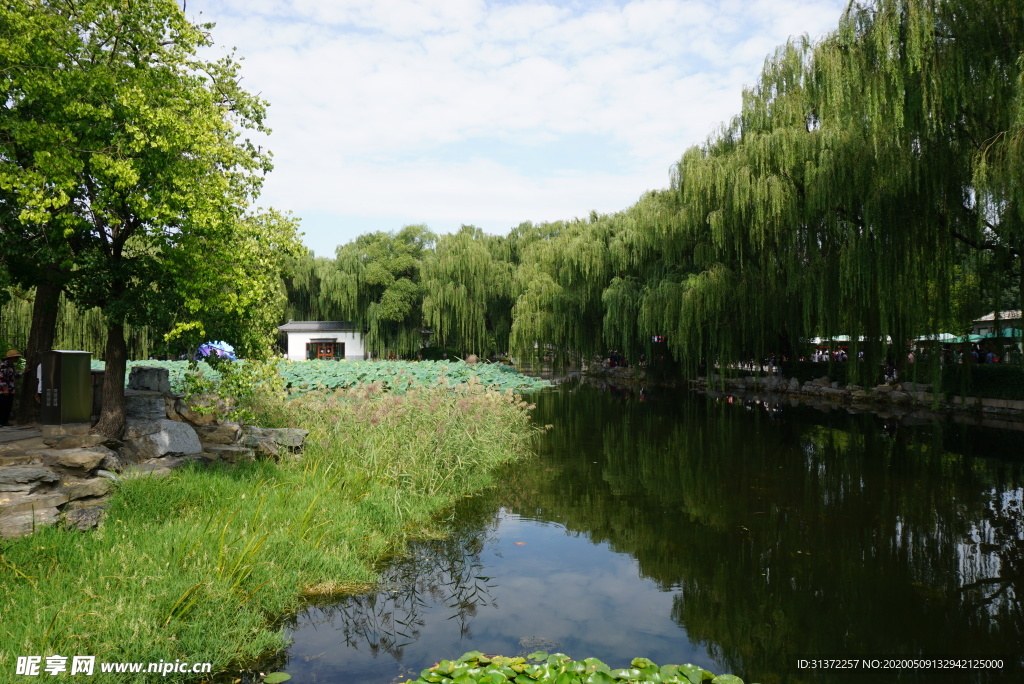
left=278, top=382, right=1023, bottom=683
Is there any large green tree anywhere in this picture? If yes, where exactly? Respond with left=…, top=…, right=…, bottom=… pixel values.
left=1, top=0, right=298, bottom=436
left=421, top=225, right=517, bottom=358
left=333, top=225, right=435, bottom=358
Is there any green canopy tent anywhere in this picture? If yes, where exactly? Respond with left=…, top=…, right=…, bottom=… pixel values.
left=981, top=328, right=1022, bottom=339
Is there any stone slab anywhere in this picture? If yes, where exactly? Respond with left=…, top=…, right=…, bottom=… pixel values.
left=0, top=466, right=60, bottom=492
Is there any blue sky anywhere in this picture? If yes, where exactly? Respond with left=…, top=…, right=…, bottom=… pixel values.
left=191, top=0, right=848, bottom=256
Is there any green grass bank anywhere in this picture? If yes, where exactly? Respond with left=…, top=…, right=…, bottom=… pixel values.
left=0, top=380, right=541, bottom=682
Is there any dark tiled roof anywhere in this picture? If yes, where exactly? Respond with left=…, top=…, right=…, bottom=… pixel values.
left=277, top=321, right=358, bottom=332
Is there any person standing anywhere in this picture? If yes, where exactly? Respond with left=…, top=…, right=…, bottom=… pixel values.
left=0, top=349, right=23, bottom=426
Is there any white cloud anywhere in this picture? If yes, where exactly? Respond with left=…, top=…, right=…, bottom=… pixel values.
left=195, top=0, right=848, bottom=254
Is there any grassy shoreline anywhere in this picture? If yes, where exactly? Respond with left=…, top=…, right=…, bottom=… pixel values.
left=0, top=382, right=540, bottom=682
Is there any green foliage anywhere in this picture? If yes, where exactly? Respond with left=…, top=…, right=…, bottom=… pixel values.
left=942, top=364, right=1024, bottom=401
left=401, top=652, right=748, bottom=684
left=91, top=359, right=551, bottom=395
left=0, top=384, right=538, bottom=682
left=1, top=0, right=302, bottom=434
left=275, top=360, right=550, bottom=394
left=421, top=226, right=517, bottom=358
left=332, top=225, right=435, bottom=358
left=781, top=361, right=851, bottom=386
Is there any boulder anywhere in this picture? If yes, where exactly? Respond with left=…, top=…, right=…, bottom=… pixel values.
left=62, top=478, right=113, bottom=501
left=203, top=445, right=256, bottom=463
left=253, top=437, right=280, bottom=460
left=0, top=466, right=60, bottom=493
left=851, top=390, right=873, bottom=402
left=124, top=390, right=169, bottom=420
left=49, top=434, right=123, bottom=451
left=164, top=393, right=186, bottom=422
left=0, top=506, right=60, bottom=538
left=888, top=390, right=913, bottom=405
left=195, top=423, right=241, bottom=445
left=45, top=447, right=115, bottom=473
left=241, top=426, right=309, bottom=450
left=122, top=419, right=202, bottom=461
left=272, top=428, right=309, bottom=449
left=787, top=377, right=800, bottom=392
left=62, top=504, right=106, bottom=531
left=0, top=491, right=70, bottom=516
left=127, top=366, right=171, bottom=393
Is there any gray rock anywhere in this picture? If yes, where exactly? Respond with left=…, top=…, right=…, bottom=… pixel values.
left=787, top=377, right=800, bottom=392
left=127, top=366, right=171, bottom=393
left=62, top=504, right=106, bottom=531
left=100, top=449, right=125, bottom=472
left=62, top=478, right=113, bottom=501
left=122, top=419, right=202, bottom=461
left=45, top=447, right=113, bottom=472
left=0, top=507, right=60, bottom=538
left=253, top=438, right=280, bottom=460
left=0, top=466, right=60, bottom=492
left=0, top=491, right=71, bottom=516
left=164, top=393, right=185, bottom=422
left=95, top=469, right=121, bottom=483
left=241, top=426, right=308, bottom=450
left=124, top=390, right=170, bottom=420
left=49, top=434, right=123, bottom=450
left=272, top=428, right=309, bottom=449
left=195, top=423, right=240, bottom=445
left=888, top=390, right=913, bottom=405
left=203, top=444, right=256, bottom=463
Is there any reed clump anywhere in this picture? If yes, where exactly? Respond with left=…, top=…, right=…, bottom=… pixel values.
left=0, top=383, right=539, bottom=682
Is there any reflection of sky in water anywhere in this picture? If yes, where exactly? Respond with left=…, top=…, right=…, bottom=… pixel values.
left=283, top=509, right=712, bottom=684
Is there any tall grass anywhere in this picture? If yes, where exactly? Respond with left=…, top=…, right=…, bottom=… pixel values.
left=0, top=381, right=539, bottom=682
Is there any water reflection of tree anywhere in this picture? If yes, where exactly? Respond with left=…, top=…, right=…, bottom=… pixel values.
left=520, top=383, right=1023, bottom=683
left=299, top=495, right=502, bottom=661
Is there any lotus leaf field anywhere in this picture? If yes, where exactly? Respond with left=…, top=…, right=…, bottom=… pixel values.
left=402, top=652, right=752, bottom=684
left=90, top=359, right=551, bottom=394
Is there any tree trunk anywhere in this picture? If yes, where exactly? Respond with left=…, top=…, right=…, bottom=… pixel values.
left=92, top=320, right=127, bottom=438
left=15, top=282, right=60, bottom=425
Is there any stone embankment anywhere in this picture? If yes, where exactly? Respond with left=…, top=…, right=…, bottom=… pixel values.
left=692, top=373, right=1024, bottom=420
left=0, top=366, right=307, bottom=539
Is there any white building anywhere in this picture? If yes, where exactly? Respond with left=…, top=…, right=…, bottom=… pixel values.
left=972, top=310, right=1022, bottom=336
left=277, top=321, right=367, bottom=361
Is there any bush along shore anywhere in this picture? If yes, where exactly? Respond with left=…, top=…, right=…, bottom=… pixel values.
left=0, top=366, right=542, bottom=683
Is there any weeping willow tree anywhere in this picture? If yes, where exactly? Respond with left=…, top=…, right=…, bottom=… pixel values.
left=332, top=225, right=435, bottom=358
left=420, top=225, right=516, bottom=358
left=509, top=213, right=617, bottom=367
left=509, top=0, right=1024, bottom=380
left=280, top=250, right=350, bottom=323
left=1, top=288, right=158, bottom=358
